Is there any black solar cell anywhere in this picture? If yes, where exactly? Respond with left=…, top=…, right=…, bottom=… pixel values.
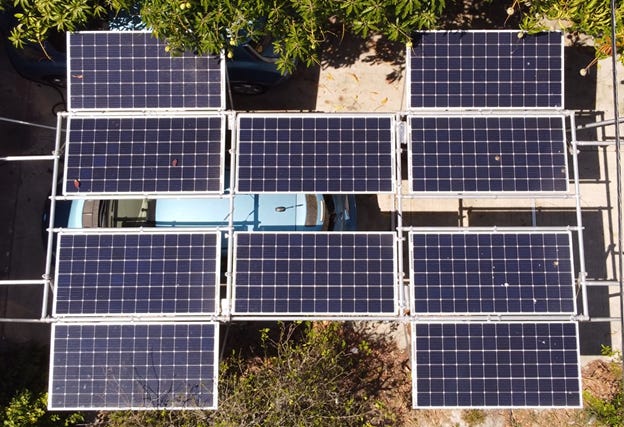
left=233, top=232, right=396, bottom=315
left=410, top=232, right=575, bottom=314
left=64, top=115, right=224, bottom=194
left=409, top=115, right=568, bottom=193
left=68, top=32, right=223, bottom=110
left=49, top=323, right=218, bottom=409
left=54, top=232, right=220, bottom=315
left=412, top=322, right=581, bottom=407
left=408, top=31, right=563, bottom=109
left=236, top=115, right=395, bottom=193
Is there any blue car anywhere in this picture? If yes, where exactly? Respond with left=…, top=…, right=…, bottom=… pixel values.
left=228, top=36, right=289, bottom=95
left=0, top=13, right=67, bottom=87
left=63, top=194, right=356, bottom=233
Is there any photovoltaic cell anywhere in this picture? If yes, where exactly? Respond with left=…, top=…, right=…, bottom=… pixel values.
left=64, top=116, right=224, bottom=194
left=49, top=322, right=218, bottom=410
left=410, top=232, right=574, bottom=314
left=233, top=232, right=396, bottom=315
left=68, top=32, right=223, bottom=110
left=236, top=115, right=395, bottom=193
left=409, top=115, right=568, bottom=193
left=412, top=322, right=581, bottom=408
left=54, top=232, right=220, bottom=316
left=408, top=31, right=563, bottom=109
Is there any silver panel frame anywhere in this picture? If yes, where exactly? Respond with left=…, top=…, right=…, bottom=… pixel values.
left=410, top=320, right=582, bottom=409
left=52, top=230, right=222, bottom=318
left=407, top=229, right=577, bottom=317
left=67, top=31, right=226, bottom=112
left=230, top=231, right=399, bottom=319
left=405, top=112, right=570, bottom=195
left=62, top=112, right=227, bottom=197
left=405, top=29, right=565, bottom=111
left=233, top=113, right=397, bottom=195
left=48, top=321, right=220, bottom=410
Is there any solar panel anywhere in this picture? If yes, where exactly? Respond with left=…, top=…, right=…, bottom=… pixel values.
left=236, top=114, right=395, bottom=193
left=233, top=232, right=396, bottom=316
left=54, top=232, right=220, bottom=316
left=68, top=31, right=224, bottom=111
left=408, top=115, right=568, bottom=193
left=408, top=31, right=563, bottom=109
left=49, top=322, right=218, bottom=410
left=64, top=115, right=225, bottom=195
left=412, top=322, right=581, bottom=408
left=409, top=231, right=575, bottom=314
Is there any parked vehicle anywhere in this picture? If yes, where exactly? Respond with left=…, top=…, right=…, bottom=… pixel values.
left=228, top=36, right=290, bottom=95
left=63, top=194, right=356, bottom=232
left=0, top=12, right=67, bottom=87
left=1, top=11, right=289, bottom=92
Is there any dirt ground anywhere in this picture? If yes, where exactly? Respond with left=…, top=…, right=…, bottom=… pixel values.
left=377, top=349, right=620, bottom=426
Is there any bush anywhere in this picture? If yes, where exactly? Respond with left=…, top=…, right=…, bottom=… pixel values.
left=102, top=321, right=399, bottom=426
left=583, top=345, right=624, bottom=427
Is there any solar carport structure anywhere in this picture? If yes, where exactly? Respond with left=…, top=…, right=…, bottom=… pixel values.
left=39, top=30, right=587, bottom=411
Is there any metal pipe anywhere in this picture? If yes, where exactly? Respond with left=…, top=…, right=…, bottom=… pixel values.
left=587, top=317, right=623, bottom=322
left=0, top=116, right=58, bottom=131
left=406, top=316, right=577, bottom=322
left=576, top=117, right=624, bottom=130
left=0, top=280, right=47, bottom=285
left=0, top=317, right=52, bottom=323
left=395, top=115, right=407, bottom=313
left=55, top=227, right=228, bottom=234
left=401, top=225, right=579, bottom=233
left=42, top=113, right=64, bottom=320
left=584, top=280, right=621, bottom=286
left=0, top=155, right=57, bottom=161
left=53, top=192, right=233, bottom=200
left=569, top=113, right=590, bottom=317
left=403, top=192, right=574, bottom=199
left=224, top=113, right=237, bottom=319
left=608, top=0, right=624, bottom=381
left=576, top=141, right=617, bottom=147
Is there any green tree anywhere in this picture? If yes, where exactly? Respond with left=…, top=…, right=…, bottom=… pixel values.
left=101, top=322, right=400, bottom=426
left=509, top=0, right=624, bottom=70
left=2, top=0, right=445, bottom=73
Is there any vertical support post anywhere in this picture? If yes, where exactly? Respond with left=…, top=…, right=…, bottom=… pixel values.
left=41, top=113, right=64, bottom=320
left=569, top=112, right=589, bottom=318
left=395, top=115, right=406, bottom=314
left=224, top=112, right=236, bottom=319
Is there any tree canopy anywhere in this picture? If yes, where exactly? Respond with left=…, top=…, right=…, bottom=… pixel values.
left=3, top=0, right=444, bottom=73
left=1, top=0, right=622, bottom=74
left=514, top=0, right=624, bottom=69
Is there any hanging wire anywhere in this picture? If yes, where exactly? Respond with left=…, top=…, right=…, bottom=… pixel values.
left=608, top=0, right=624, bottom=382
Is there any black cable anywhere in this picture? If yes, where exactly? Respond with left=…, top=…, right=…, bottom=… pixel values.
left=608, top=0, right=624, bottom=381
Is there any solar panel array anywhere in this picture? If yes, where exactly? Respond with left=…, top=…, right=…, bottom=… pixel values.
left=409, top=232, right=575, bottom=314
left=408, top=31, right=563, bottom=109
left=51, top=29, right=581, bottom=412
left=49, top=323, right=218, bottom=410
left=233, top=232, right=396, bottom=315
left=54, top=232, right=220, bottom=316
left=412, top=322, right=581, bottom=408
left=68, top=32, right=224, bottom=111
left=64, top=115, right=224, bottom=195
left=236, top=115, right=395, bottom=193
left=408, top=115, right=568, bottom=193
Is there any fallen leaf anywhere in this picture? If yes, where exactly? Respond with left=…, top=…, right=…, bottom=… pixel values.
left=73, top=179, right=81, bottom=189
